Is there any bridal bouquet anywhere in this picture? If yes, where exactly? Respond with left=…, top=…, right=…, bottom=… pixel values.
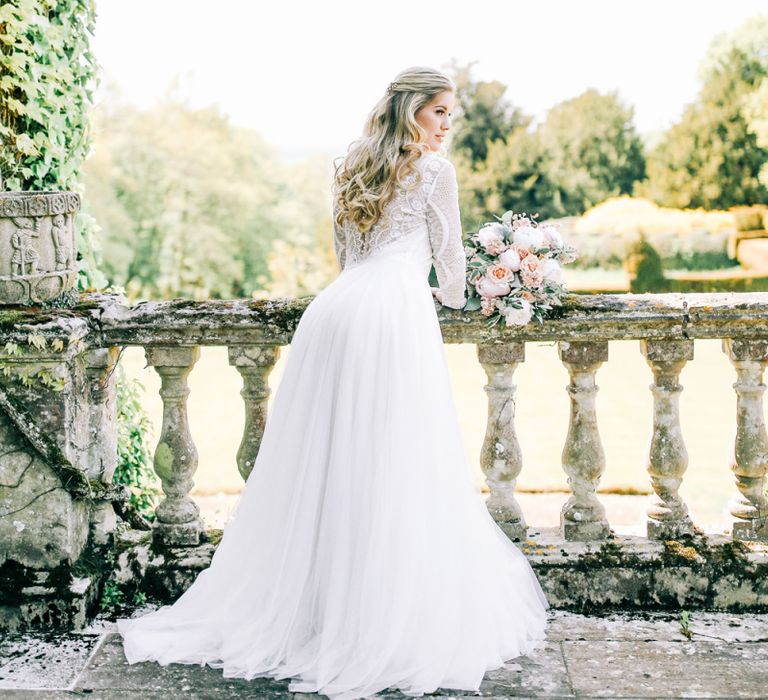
left=464, top=211, right=579, bottom=327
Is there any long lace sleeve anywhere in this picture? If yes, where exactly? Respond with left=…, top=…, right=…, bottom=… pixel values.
left=425, top=159, right=467, bottom=309
left=332, top=197, right=346, bottom=270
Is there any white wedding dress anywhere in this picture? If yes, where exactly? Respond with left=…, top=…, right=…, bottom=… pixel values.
left=117, top=151, right=550, bottom=699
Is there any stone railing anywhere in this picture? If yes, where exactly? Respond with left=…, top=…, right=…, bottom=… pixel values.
left=2, top=291, right=768, bottom=628
left=94, top=292, right=768, bottom=545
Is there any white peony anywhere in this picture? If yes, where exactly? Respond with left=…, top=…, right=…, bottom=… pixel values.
left=476, top=223, right=507, bottom=252
left=498, top=246, right=521, bottom=272
left=502, top=299, right=533, bottom=326
left=541, top=225, right=563, bottom=248
left=539, top=258, right=565, bottom=284
left=476, top=276, right=511, bottom=298
left=512, top=225, right=544, bottom=250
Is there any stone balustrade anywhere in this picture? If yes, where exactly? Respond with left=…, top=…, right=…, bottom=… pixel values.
left=89, top=292, right=768, bottom=546
left=2, top=291, right=768, bottom=628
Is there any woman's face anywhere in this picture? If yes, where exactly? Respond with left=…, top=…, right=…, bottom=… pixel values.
left=414, top=89, right=455, bottom=152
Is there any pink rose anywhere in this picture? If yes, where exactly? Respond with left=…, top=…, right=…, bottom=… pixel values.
left=480, top=296, right=496, bottom=317
left=521, top=268, right=544, bottom=288
left=486, top=238, right=507, bottom=255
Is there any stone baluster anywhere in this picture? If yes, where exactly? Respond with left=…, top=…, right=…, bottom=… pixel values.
left=227, top=345, right=281, bottom=481
left=640, top=339, right=695, bottom=539
left=722, top=338, right=768, bottom=541
left=84, top=347, right=120, bottom=483
left=558, top=340, right=610, bottom=540
left=477, top=342, right=527, bottom=541
left=85, top=346, right=121, bottom=545
left=145, top=346, right=203, bottom=545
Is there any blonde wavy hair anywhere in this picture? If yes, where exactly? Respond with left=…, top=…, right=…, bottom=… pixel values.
left=333, top=66, right=456, bottom=234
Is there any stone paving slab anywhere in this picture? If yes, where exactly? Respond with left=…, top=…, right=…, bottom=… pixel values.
left=563, top=640, right=768, bottom=699
left=0, top=632, right=101, bottom=690
left=1, top=612, right=767, bottom=698
left=544, top=610, right=768, bottom=643
left=74, top=633, right=294, bottom=695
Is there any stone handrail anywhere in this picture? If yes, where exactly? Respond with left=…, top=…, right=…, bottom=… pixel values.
left=75, top=291, right=768, bottom=345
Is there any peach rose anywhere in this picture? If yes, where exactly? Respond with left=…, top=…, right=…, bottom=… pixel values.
left=487, top=262, right=514, bottom=283
left=520, top=254, right=540, bottom=274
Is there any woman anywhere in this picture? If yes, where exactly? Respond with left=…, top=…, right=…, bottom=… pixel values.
left=117, top=65, right=549, bottom=700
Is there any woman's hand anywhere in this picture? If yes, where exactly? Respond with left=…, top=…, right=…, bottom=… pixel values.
left=430, top=287, right=443, bottom=304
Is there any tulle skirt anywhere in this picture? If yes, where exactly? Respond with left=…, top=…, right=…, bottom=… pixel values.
left=117, top=252, right=549, bottom=700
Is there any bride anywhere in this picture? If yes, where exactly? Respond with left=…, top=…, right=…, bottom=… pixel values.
left=117, top=65, right=549, bottom=700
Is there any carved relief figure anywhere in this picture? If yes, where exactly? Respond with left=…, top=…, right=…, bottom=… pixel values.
left=51, top=214, right=71, bottom=271
left=11, top=217, right=40, bottom=276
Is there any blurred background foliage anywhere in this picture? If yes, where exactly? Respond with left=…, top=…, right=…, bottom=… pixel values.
left=83, top=93, right=339, bottom=301
left=78, top=14, right=768, bottom=301
left=3, top=7, right=768, bottom=301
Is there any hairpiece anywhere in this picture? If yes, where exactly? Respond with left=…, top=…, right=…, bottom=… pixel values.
left=387, top=81, right=400, bottom=94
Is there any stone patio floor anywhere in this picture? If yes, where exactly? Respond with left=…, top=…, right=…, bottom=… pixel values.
left=1, top=610, right=767, bottom=699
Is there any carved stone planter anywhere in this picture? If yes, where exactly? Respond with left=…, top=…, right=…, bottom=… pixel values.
left=0, top=191, right=80, bottom=305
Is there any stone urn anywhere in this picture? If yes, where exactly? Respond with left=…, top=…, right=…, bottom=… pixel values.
left=0, top=190, right=80, bottom=304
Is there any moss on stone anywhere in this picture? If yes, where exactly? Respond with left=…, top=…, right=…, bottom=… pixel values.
left=572, top=541, right=649, bottom=572
left=205, top=528, right=224, bottom=547
left=246, top=297, right=311, bottom=334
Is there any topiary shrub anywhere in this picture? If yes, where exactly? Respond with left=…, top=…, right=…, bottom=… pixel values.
left=730, top=205, right=768, bottom=232
left=624, top=234, right=670, bottom=292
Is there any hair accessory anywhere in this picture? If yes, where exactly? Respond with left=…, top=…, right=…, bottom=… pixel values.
left=387, top=81, right=399, bottom=94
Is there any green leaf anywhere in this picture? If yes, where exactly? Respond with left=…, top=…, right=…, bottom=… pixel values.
left=463, top=296, right=482, bottom=311
left=26, top=333, right=47, bottom=350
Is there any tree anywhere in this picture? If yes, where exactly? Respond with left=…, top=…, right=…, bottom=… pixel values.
left=745, top=79, right=768, bottom=190
left=448, top=61, right=529, bottom=165
left=447, top=65, right=644, bottom=223
left=535, top=89, right=646, bottom=216
left=639, top=15, right=768, bottom=208
left=83, top=96, right=339, bottom=301
left=456, top=129, right=562, bottom=226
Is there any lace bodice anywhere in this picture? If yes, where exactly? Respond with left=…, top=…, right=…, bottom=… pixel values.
left=332, top=153, right=467, bottom=309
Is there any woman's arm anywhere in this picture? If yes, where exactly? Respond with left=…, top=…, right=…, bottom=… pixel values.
left=425, top=160, right=467, bottom=309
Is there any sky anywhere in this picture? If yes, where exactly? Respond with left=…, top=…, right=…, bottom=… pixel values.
left=92, top=0, right=767, bottom=161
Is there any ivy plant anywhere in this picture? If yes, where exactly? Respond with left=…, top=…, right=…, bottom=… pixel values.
left=0, top=0, right=106, bottom=290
